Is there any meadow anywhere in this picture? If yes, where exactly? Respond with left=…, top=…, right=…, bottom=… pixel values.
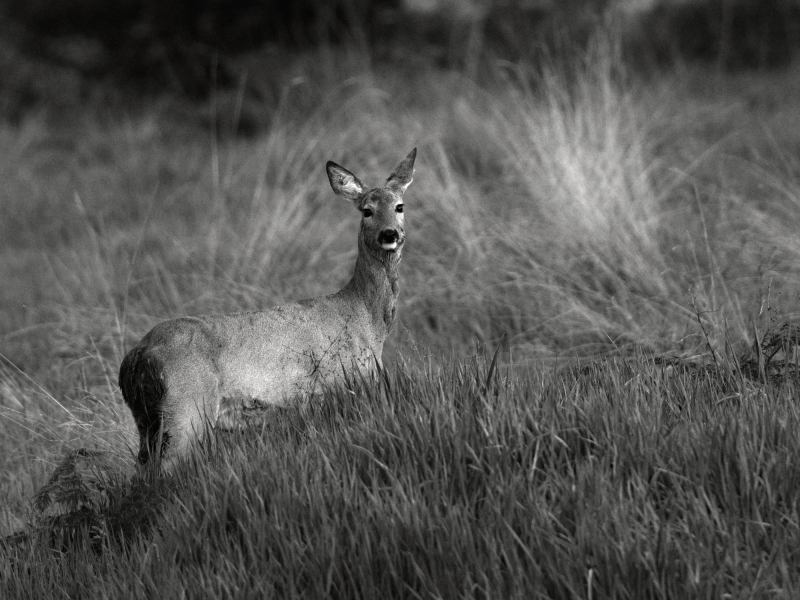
left=1, top=27, right=800, bottom=598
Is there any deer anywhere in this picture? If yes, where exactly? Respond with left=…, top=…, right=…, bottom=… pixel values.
left=119, top=148, right=417, bottom=469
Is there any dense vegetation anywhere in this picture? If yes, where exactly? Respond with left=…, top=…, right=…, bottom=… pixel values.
left=4, top=357, right=800, bottom=598
left=1, top=1, right=800, bottom=597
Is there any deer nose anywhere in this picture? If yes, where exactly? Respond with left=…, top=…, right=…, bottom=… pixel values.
left=378, top=229, right=399, bottom=245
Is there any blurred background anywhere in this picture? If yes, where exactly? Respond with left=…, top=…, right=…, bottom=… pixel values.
left=2, top=0, right=800, bottom=116
left=2, top=0, right=800, bottom=361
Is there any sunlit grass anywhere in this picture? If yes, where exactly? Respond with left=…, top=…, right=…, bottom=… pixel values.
left=3, top=356, right=800, bottom=598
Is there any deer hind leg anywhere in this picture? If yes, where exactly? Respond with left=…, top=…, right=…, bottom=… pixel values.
left=120, top=347, right=170, bottom=465
left=155, top=358, right=221, bottom=468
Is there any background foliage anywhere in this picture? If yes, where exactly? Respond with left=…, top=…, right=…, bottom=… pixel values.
left=2, top=0, right=800, bottom=102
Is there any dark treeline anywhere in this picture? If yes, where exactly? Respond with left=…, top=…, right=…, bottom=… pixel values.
left=634, top=0, right=800, bottom=70
left=2, top=0, right=399, bottom=96
left=0, top=0, right=799, bottom=102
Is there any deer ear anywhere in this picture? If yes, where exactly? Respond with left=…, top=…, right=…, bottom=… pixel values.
left=327, top=161, right=366, bottom=203
left=385, top=148, right=416, bottom=195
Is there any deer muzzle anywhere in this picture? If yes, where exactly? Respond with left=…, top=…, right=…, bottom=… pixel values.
left=378, top=228, right=402, bottom=251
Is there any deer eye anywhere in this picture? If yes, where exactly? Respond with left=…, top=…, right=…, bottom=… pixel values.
left=395, top=204, right=404, bottom=213
left=362, top=208, right=374, bottom=218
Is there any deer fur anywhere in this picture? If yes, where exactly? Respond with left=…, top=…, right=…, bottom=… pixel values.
left=119, top=149, right=417, bottom=467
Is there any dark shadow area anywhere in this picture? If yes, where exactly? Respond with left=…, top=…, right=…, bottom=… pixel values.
left=629, top=0, right=800, bottom=72
left=1, top=449, right=177, bottom=559
left=2, top=0, right=800, bottom=125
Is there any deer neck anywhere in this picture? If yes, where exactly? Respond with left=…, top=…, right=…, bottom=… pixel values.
left=341, top=234, right=401, bottom=340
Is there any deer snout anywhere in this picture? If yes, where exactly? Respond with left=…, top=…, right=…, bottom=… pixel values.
left=378, top=228, right=402, bottom=251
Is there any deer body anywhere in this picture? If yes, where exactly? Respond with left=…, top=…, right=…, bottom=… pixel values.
left=119, top=149, right=416, bottom=467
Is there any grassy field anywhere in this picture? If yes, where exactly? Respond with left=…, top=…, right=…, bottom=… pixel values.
left=1, top=29, right=800, bottom=598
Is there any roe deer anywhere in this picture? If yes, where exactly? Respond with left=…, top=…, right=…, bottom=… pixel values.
left=119, top=148, right=417, bottom=468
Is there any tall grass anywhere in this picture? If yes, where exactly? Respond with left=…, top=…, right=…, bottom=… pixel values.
left=3, top=358, right=800, bottom=598
left=1, top=29, right=800, bottom=597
